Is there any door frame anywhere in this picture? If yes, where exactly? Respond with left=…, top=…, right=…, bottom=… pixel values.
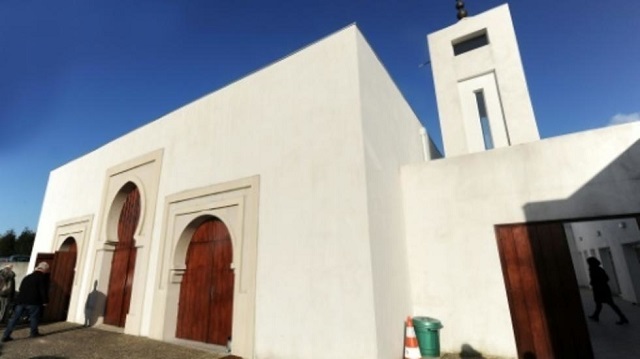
left=104, top=185, right=140, bottom=328
left=495, top=221, right=593, bottom=359
left=155, top=176, right=259, bottom=359
left=42, top=237, right=78, bottom=322
left=176, top=217, right=234, bottom=345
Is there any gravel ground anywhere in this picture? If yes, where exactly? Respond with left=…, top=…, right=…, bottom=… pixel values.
left=440, top=354, right=507, bottom=359
left=0, top=321, right=511, bottom=359
left=0, top=322, right=229, bottom=359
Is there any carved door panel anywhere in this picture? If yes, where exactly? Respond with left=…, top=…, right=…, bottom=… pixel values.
left=104, top=187, right=140, bottom=327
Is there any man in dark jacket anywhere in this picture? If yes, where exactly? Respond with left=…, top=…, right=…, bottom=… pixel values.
left=1, top=262, right=50, bottom=342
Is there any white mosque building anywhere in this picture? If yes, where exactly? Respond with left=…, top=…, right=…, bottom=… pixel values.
left=31, top=3, right=640, bottom=358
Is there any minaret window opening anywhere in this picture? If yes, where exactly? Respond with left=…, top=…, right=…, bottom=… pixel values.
left=474, top=90, right=494, bottom=150
left=453, top=30, right=488, bottom=56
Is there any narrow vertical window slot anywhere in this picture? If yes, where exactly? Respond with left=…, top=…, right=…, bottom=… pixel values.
left=474, top=90, right=494, bottom=150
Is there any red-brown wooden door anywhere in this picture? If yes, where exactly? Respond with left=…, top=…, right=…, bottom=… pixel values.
left=104, top=187, right=140, bottom=327
left=35, top=253, right=54, bottom=272
left=44, top=238, right=78, bottom=322
left=35, top=252, right=54, bottom=321
left=495, top=223, right=593, bottom=359
left=176, top=218, right=234, bottom=345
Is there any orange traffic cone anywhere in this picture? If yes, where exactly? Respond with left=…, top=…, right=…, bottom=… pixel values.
left=404, top=316, right=421, bottom=359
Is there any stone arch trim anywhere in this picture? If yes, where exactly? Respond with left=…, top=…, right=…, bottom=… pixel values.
left=152, top=175, right=259, bottom=359
left=97, top=149, right=161, bottom=247
left=93, top=149, right=163, bottom=335
left=104, top=179, right=146, bottom=245
left=52, top=215, right=93, bottom=284
left=51, top=215, right=94, bottom=323
left=172, top=215, right=215, bottom=272
left=59, top=236, right=77, bottom=252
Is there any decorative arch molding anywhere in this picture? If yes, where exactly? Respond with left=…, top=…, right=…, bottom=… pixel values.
left=170, top=201, right=243, bottom=282
left=98, top=149, right=162, bottom=247
left=104, top=179, right=146, bottom=245
left=51, top=214, right=93, bottom=323
left=151, top=175, right=259, bottom=359
left=92, top=148, right=163, bottom=336
left=59, top=236, right=77, bottom=252
left=52, top=215, right=93, bottom=282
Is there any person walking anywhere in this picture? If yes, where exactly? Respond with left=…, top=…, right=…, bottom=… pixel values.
left=1, top=262, right=50, bottom=342
left=0, top=264, right=17, bottom=322
left=586, top=256, right=629, bottom=325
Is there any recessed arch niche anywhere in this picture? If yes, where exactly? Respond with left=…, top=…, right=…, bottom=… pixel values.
left=154, top=176, right=259, bottom=359
left=45, top=215, right=93, bottom=324
left=93, top=149, right=163, bottom=335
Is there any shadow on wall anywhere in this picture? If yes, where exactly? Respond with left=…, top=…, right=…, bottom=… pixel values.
left=512, top=140, right=640, bottom=358
left=84, top=280, right=106, bottom=327
left=523, top=139, right=640, bottom=223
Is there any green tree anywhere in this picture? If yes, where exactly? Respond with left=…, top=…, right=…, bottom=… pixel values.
left=0, top=229, right=17, bottom=257
left=15, top=227, right=36, bottom=256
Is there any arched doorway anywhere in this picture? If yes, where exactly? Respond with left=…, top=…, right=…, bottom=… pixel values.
left=176, top=217, right=234, bottom=345
left=41, top=237, right=78, bottom=322
left=104, top=184, right=140, bottom=327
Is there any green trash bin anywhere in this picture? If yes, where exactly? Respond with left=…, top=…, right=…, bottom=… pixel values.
left=412, top=316, right=443, bottom=357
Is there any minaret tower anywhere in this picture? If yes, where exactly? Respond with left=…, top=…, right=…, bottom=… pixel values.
left=428, top=3, right=539, bottom=157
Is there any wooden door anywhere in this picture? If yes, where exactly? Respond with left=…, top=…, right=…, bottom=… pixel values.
left=34, top=252, right=54, bottom=321
left=35, top=253, right=54, bottom=272
left=176, top=218, right=234, bottom=345
left=496, top=223, right=593, bottom=359
left=104, top=187, right=140, bottom=327
left=44, top=239, right=77, bottom=322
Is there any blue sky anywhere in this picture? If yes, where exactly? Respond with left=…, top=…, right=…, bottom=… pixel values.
left=1, top=0, right=639, bottom=232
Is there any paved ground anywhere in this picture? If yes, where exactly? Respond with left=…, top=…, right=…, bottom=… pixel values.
left=0, top=322, right=231, bottom=359
left=0, top=291, right=636, bottom=359
left=581, top=288, right=639, bottom=359
left=0, top=320, right=502, bottom=359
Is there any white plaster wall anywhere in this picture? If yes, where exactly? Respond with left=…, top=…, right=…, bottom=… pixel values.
left=34, top=24, right=431, bottom=358
left=35, top=158, right=108, bottom=318
left=402, top=122, right=640, bottom=357
left=564, top=224, right=590, bottom=288
left=355, top=31, right=427, bottom=358
left=428, top=4, right=539, bottom=157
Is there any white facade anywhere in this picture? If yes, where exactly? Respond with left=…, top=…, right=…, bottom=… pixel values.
left=402, top=123, right=640, bottom=357
left=31, top=4, right=640, bottom=359
left=33, top=25, right=431, bottom=359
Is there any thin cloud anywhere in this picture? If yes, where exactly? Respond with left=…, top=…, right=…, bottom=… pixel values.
left=608, top=112, right=640, bottom=126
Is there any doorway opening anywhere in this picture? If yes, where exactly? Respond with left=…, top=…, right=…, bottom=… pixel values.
left=36, top=236, right=78, bottom=322
left=496, top=216, right=640, bottom=359
left=176, top=216, right=234, bottom=346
